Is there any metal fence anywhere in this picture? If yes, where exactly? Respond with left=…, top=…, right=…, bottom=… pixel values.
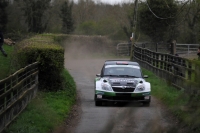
left=116, top=43, right=131, bottom=56
left=135, top=42, right=171, bottom=53
left=176, top=44, right=199, bottom=55
left=0, top=62, right=38, bottom=132
left=132, top=44, right=200, bottom=91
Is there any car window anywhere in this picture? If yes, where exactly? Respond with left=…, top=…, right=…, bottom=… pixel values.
left=103, top=65, right=142, bottom=77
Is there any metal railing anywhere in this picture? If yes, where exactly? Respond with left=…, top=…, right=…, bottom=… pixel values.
left=136, top=42, right=170, bottom=53
left=176, top=44, right=199, bottom=55
left=0, top=62, right=38, bottom=132
left=116, top=43, right=131, bottom=56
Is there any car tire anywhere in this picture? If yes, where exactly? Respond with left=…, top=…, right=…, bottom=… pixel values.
left=95, top=101, right=102, bottom=106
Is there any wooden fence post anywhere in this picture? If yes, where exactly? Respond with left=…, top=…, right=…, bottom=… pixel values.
left=171, top=40, right=176, bottom=55
left=185, top=61, right=189, bottom=80
left=191, top=63, right=195, bottom=82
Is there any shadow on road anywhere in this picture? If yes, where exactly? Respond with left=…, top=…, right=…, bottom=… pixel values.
left=98, top=101, right=148, bottom=107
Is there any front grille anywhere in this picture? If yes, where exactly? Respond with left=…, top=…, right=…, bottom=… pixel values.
left=112, top=87, right=135, bottom=92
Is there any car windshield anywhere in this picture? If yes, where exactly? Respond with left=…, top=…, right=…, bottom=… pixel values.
left=103, top=65, right=142, bottom=77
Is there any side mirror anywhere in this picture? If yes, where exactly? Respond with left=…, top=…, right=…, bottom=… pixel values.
left=143, top=75, right=148, bottom=78
left=96, top=74, right=101, bottom=77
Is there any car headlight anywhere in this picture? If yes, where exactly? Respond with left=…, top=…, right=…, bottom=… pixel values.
left=101, top=83, right=112, bottom=91
left=136, top=84, right=145, bottom=91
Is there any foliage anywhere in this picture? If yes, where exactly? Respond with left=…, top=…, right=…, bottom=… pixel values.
left=20, top=0, right=51, bottom=33
left=76, top=21, right=97, bottom=35
left=0, top=0, right=8, bottom=32
left=1, top=0, right=200, bottom=44
left=4, top=69, right=76, bottom=133
left=60, top=1, right=74, bottom=34
left=16, top=35, right=64, bottom=91
left=76, top=19, right=119, bottom=36
left=108, top=28, right=127, bottom=41
left=185, top=0, right=200, bottom=43
left=139, top=0, right=178, bottom=42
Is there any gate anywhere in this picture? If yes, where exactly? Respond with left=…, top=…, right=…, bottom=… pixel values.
left=116, top=43, right=131, bottom=56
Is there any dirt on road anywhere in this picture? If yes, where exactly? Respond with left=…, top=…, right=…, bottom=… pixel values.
left=53, top=37, right=181, bottom=133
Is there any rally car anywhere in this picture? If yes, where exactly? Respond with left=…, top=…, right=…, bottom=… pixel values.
left=94, top=60, right=151, bottom=106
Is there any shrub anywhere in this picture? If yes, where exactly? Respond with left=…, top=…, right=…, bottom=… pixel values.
left=17, top=35, right=64, bottom=91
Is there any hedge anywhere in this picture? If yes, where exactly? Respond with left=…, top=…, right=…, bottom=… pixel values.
left=17, top=34, right=65, bottom=91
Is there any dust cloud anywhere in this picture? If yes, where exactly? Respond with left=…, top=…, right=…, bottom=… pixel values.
left=63, top=35, right=116, bottom=60
left=55, top=35, right=183, bottom=133
left=63, top=35, right=120, bottom=81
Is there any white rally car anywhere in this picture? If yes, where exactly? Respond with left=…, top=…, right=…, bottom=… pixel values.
left=94, top=60, right=151, bottom=106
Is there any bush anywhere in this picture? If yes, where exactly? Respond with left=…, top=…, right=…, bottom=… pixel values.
left=16, top=35, right=64, bottom=91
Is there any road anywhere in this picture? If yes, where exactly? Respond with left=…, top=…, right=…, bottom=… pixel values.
left=54, top=40, right=178, bottom=133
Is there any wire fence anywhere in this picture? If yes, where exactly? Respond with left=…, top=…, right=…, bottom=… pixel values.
left=0, top=62, right=38, bottom=132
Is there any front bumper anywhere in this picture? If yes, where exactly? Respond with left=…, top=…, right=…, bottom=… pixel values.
left=95, top=90, right=151, bottom=102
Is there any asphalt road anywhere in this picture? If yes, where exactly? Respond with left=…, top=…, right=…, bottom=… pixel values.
left=53, top=40, right=179, bottom=133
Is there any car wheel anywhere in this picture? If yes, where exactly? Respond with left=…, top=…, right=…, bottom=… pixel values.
left=95, top=101, right=102, bottom=106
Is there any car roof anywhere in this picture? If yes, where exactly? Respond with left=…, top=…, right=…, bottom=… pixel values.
left=104, top=60, right=140, bottom=66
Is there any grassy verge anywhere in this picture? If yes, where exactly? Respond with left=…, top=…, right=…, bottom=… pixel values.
left=142, top=69, right=187, bottom=107
left=143, top=68, right=200, bottom=132
left=0, top=44, right=14, bottom=79
left=1, top=34, right=77, bottom=133
left=4, top=69, right=76, bottom=133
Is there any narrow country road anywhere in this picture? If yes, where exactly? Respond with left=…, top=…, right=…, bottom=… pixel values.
left=56, top=40, right=178, bottom=133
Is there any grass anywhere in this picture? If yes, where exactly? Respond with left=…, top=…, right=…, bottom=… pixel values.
left=1, top=35, right=77, bottom=133
left=143, top=68, right=200, bottom=133
left=4, top=69, right=76, bottom=133
left=143, top=69, right=187, bottom=106
left=0, top=44, right=14, bottom=79
left=1, top=36, right=199, bottom=132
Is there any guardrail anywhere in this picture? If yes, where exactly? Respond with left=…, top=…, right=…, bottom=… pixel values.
left=0, top=62, right=38, bottom=132
left=132, top=44, right=200, bottom=91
